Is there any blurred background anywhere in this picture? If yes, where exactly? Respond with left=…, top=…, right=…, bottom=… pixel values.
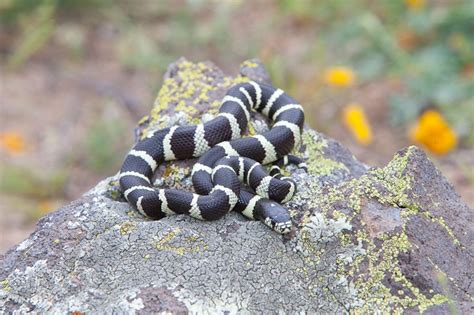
left=0, top=0, right=473, bottom=252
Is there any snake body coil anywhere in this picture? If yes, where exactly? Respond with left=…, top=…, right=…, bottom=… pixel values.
left=120, top=81, right=305, bottom=233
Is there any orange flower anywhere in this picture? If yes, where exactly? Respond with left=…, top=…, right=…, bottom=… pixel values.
left=342, top=103, right=373, bottom=145
left=324, top=67, right=356, bottom=87
left=405, top=0, right=425, bottom=10
left=0, top=131, right=26, bottom=154
left=397, top=29, right=419, bottom=50
left=410, top=110, right=457, bottom=155
left=38, top=200, right=55, bottom=214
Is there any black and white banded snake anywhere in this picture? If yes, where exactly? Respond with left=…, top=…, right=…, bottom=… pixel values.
left=119, top=81, right=306, bottom=234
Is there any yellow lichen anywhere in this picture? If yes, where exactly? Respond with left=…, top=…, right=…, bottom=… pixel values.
left=428, top=255, right=473, bottom=302
left=348, top=157, right=450, bottom=312
left=185, top=235, right=200, bottom=242
left=143, top=59, right=250, bottom=137
left=421, top=212, right=461, bottom=246
left=121, top=59, right=456, bottom=312
left=301, top=130, right=348, bottom=176
left=154, top=228, right=208, bottom=255
left=0, top=279, right=11, bottom=293
left=298, top=145, right=452, bottom=312
left=241, top=60, right=259, bottom=68
left=126, top=210, right=138, bottom=218
left=119, top=221, right=136, bottom=235
left=137, top=115, right=149, bottom=126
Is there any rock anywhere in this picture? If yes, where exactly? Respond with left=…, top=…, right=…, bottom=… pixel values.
left=1, top=58, right=472, bottom=314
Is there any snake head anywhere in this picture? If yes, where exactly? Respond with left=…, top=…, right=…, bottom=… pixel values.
left=255, top=198, right=293, bottom=234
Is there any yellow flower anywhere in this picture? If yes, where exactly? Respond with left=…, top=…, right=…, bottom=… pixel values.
left=405, top=0, right=425, bottom=10
left=324, top=67, right=356, bottom=87
left=409, top=110, right=457, bottom=155
left=342, top=103, right=373, bottom=145
left=0, top=131, right=26, bottom=154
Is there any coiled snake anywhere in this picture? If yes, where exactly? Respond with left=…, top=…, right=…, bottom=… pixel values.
left=119, top=81, right=305, bottom=234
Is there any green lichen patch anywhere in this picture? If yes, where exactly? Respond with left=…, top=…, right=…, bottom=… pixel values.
left=153, top=228, right=208, bottom=256
left=145, top=59, right=249, bottom=135
left=107, top=179, right=123, bottom=201
left=294, top=146, right=454, bottom=313
left=0, top=279, right=12, bottom=293
left=348, top=229, right=447, bottom=313
left=241, top=60, right=259, bottom=68
left=119, top=221, right=136, bottom=235
left=137, top=115, right=150, bottom=127
left=94, top=58, right=460, bottom=312
left=294, top=212, right=365, bottom=307
left=421, top=212, right=461, bottom=247
left=154, top=163, right=192, bottom=191
left=301, top=129, right=348, bottom=177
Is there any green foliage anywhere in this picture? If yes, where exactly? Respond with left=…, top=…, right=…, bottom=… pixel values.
left=0, top=0, right=110, bottom=23
left=303, top=0, right=473, bottom=141
left=277, top=0, right=362, bottom=24
left=1, top=0, right=110, bottom=69
left=0, top=164, right=67, bottom=198
left=390, top=1, right=474, bottom=139
left=117, top=27, right=173, bottom=72
left=4, top=0, right=56, bottom=69
left=83, top=119, right=127, bottom=175
left=1, top=0, right=472, bottom=148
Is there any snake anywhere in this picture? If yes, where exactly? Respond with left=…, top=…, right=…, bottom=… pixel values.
left=119, top=81, right=305, bottom=234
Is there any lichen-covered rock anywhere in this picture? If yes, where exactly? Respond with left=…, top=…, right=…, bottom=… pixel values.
left=1, top=59, right=472, bottom=314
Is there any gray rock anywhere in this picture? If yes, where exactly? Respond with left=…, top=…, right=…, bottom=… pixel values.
left=1, top=58, right=472, bottom=314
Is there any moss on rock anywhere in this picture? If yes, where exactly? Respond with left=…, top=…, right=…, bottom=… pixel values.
left=144, top=59, right=249, bottom=136
left=292, top=146, right=458, bottom=313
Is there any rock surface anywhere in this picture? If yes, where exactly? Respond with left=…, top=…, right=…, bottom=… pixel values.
left=1, top=58, right=473, bottom=314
